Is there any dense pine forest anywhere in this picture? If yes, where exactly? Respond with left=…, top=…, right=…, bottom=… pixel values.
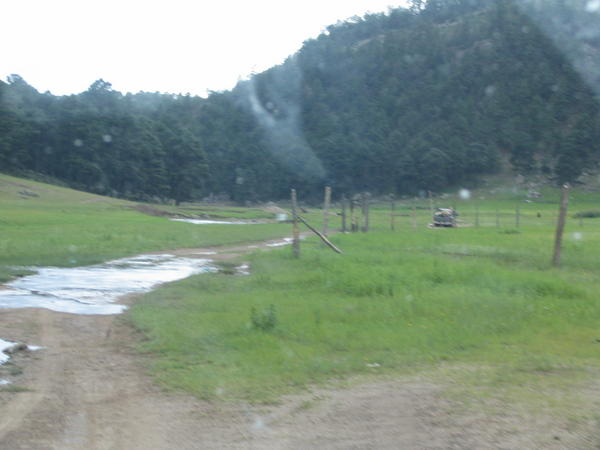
left=1, top=0, right=599, bottom=203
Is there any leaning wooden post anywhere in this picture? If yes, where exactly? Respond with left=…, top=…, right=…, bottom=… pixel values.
left=295, top=214, right=343, bottom=254
left=552, top=184, right=570, bottom=267
left=341, top=196, right=347, bottom=232
left=475, top=205, right=480, bottom=228
left=515, top=204, right=520, bottom=228
left=323, top=186, right=332, bottom=237
left=291, top=189, right=300, bottom=258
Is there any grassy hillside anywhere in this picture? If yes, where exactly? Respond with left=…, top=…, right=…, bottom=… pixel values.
left=0, top=174, right=291, bottom=282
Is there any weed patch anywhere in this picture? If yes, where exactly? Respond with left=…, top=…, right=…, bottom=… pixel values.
left=250, top=304, right=278, bottom=331
left=573, top=210, right=600, bottom=218
left=0, top=385, right=30, bottom=393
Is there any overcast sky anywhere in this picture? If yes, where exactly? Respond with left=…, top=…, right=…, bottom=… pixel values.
left=1, top=0, right=409, bottom=96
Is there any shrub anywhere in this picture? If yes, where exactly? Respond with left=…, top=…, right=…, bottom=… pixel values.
left=251, top=304, right=277, bottom=331
left=573, top=210, right=600, bottom=219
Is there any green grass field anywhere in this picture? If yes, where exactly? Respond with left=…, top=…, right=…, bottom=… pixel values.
left=130, top=186, right=600, bottom=406
left=0, top=174, right=291, bottom=281
left=4, top=173, right=600, bottom=414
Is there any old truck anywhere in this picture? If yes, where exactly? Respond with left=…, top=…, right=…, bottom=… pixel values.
left=433, top=208, right=457, bottom=227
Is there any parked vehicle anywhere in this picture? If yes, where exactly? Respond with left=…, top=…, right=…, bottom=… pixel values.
left=433, top=208, right=457, bottom=227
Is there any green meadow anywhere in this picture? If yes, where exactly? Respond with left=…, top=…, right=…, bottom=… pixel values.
left=130, top=186, right=600, bottom=407
left=0, top=174, right=290, bottom=281
left=3, top=173, right=600, bottom=413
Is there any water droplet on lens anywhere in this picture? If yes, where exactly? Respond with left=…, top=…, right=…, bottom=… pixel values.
left=586, top=0, right=600, bottom=12
left=485, top=85, right=496, bottom=96
left=459, top=189, right=471, bottom=200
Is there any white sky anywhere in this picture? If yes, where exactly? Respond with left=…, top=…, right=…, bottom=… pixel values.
left=1, top=0, right=409, bottom=97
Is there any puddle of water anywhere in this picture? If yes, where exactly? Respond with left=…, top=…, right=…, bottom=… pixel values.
left=0, top=339, right=16, bottom=365
left=266, top=237, right=294, bottom=247
left=1, top=338, right=40, bottom=364
left=171, top=218, right=259, bottom=225
left=0, top=254, right=216, bottom=315
left=0, top=338, right=40, bottom=387
left=237, top=264, right=250, bottom=276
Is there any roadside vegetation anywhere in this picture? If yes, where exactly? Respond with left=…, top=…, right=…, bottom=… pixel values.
left=130, top=187, right=600, bottom=414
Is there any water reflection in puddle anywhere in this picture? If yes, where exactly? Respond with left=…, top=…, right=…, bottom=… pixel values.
left=0, top=339, right=16, bottom=365
left=171, top=218, right=259, bottom=225
left=266, top=238, right=294, bottom=247
left=0, top=254, right=216, bottom=315
left=1, top=338, right=41, bottom=385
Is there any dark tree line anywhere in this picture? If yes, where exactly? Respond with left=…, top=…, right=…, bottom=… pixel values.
left=1, top=0, right=599, bottom=203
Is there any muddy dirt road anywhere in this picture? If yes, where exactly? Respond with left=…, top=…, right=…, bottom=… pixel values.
left=0, top=239, right=597, bottom=449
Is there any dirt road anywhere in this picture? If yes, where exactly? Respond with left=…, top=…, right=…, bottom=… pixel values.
left=0, top=240, right=597, bottom=449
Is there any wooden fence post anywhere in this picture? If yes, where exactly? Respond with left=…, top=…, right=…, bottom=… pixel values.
left=428, top=191, right=434, bottom=217
left=295, top=214, right=343, bottom=254
left=496, top=208, right=500, bottom=228
left=516, top=204, right=520, bottom=228
left=475, top=205, right=480, bottom=228
left=552, top=184, right=570, bottom=267
left=351, top=197, right=357, bottom=232
left=390, top=194, right=395, bottom=231
left=291, top=189, right=300, bottom=258
left=323, top=186, right=331, bottom=237
left=341, top=196, right=347, bottom=232
left=412, top=204, right=417, bottom=230
left=366, top=195, right=370, bottom=232
left=362, top=193, right=370, bottom=232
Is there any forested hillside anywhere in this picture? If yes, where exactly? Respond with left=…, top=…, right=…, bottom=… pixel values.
left=1, top=0, right=599, bottom=203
